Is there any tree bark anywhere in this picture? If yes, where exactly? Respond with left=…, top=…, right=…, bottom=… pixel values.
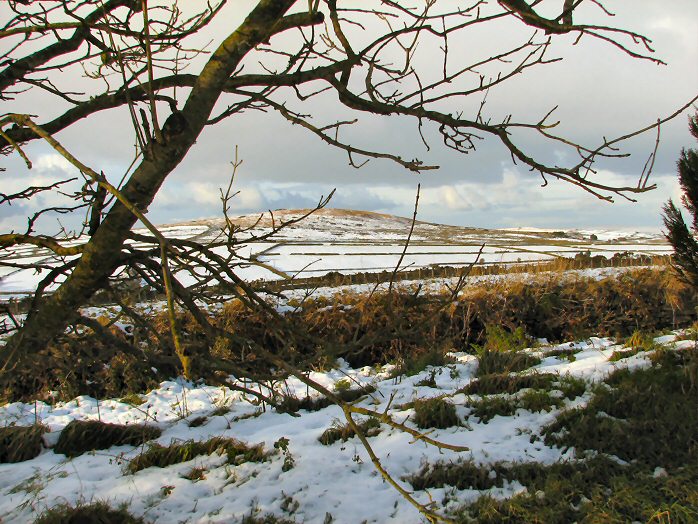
left=1, top=0, right=297, bottom=370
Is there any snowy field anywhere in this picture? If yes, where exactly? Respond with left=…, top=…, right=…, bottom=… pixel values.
left=0, top=209, right=671, bottom=296
left=1, top=334, right=693, bottom=523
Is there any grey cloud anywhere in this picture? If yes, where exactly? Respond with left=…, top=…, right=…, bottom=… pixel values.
left=2, top=0, right=696, bottom=233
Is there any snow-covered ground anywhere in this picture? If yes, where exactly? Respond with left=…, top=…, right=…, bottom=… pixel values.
left=1, top=334, right=693, bottom=523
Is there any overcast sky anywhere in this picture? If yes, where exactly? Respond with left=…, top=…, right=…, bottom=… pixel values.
left=2, top=1, right=697, bottom=233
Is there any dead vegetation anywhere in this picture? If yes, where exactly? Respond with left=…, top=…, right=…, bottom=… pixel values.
left=2, top=267, right=695, bottom=403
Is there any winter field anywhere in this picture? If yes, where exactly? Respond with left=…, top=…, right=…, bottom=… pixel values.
left=0, top=210, right=696, bottom=524
left=0, top=209, right=670, bottom=296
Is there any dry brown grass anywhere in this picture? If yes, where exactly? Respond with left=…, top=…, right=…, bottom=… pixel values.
left=3, top=267, right=695, bottom=402
left=0, top=424, right=47, bottom=463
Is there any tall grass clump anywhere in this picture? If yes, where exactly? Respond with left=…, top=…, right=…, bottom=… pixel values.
left=54, top=420, right=161, bottom=458
left=413, top=397, right=460, bottom=429
left=34, top=501, right=144, bottom=524
left=127, top=437, right=266, bottom=473
left=474, top=325, right=540, bottom=377
left=318, top=417, right=381, bottom=445
left=0, top=424, right=47, bottom=463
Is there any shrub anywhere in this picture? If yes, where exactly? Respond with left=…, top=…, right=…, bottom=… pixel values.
left=239, top=512, right=296, bottom=524
left=409, top=459, right=501, bottom=491
left=555, top=374, right=587, bottom=400
left=519, top=389, right=563, bottom=413
left=450, top=458, right=698, bottom=524
left=483, top=325, right=530, bottom=353
left=663, top=111, right=698, bottom=288
left=466, top=395, right=518, bottom=423
left=54, top=420, right=161, bottom=458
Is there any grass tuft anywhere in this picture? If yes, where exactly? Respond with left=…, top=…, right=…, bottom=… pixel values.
left=518, top=389, right=563, bottom=413
left=470, top=325, right=538, bottom=378
left=543, top=347, right=581, bottom=361
left=460, top=372, right=556, bottom=395
left=53, top=420, right=160, bottom=458
left=413, top=397, right=460, bottom=429
left=34, top=501, right=144, bottom=524
left=0, top=424, right=47, bottom=463
left=554, top=374, right=587, bottom=400
left=127, top=436, right=266, bottom=473
left=318, top=417, right=381, bottom=446
left=277, top=385, right=376, bottom=414
left=466, top=395, right=518, bottom=422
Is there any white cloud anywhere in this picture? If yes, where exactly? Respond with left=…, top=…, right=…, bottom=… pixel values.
left=33, top=154, right=78, bottom=175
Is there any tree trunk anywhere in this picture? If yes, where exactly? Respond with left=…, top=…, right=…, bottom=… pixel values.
left=1, top=0, right=296, bottom=371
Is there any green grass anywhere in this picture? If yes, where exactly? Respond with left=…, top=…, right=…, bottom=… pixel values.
left=475, top=349, right=541, bottom=377
left=119, top=393, right=146, bottom=406
left=473, top=329, right=541, bottom=378
left=127, top=436, right=266, bottom=473
left=466, top=395, right=518, bottom=422
left=455, top=463, right=698, bottom=524
left=543, top=348, right=698, bottom=468
left=543, top=347, right=581, bottom=361
left=554, top=374, right=587, bottom=400
left=239, top=512, right=297, bottom=524
left=408, top=456, right=698, bottom=524
left=466, top=388, right=563, bottom=423
left=609, top=330, right=663, bottom=361
left=518, top=389, right=563, bottom=413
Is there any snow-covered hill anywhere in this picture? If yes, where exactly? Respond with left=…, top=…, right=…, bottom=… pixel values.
left=0, top=208, right=670, bottom=295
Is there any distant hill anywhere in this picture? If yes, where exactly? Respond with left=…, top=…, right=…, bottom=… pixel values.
left=166, top=208, right=666, bottom=246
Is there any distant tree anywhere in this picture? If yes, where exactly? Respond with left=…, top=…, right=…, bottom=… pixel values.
left=663, top=113, right=698, bottom=288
